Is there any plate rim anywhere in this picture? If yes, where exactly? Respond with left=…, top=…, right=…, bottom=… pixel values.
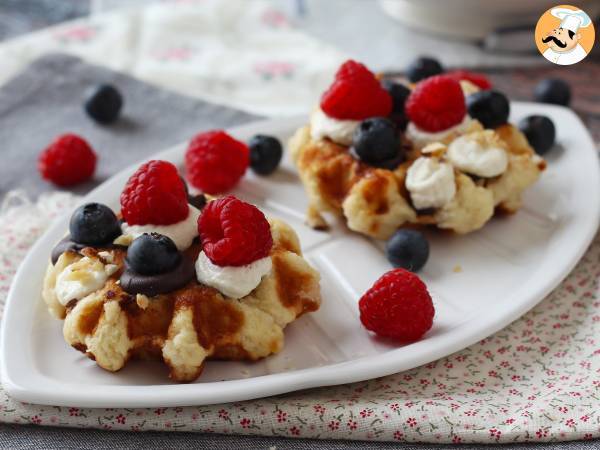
left=2, top=102, right=599, bottom=407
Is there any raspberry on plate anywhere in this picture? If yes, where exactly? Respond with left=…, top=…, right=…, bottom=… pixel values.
left=185, top=130, right=249, bottom=195
left=447, top=70, right=492, bottom=90
left=120, top=160, right=189, bottom=226
left=320, top=60, right=392, bottom=121
left=198, top=195, right=273, bottom=267
left=406, top=75, right=466, bottom=133
left=38, top=134, right=97, bottom=187
left=359, top=268, right=434, bottom=342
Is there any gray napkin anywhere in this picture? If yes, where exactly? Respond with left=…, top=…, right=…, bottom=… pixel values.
left=0, top=53, right=259, bottom=198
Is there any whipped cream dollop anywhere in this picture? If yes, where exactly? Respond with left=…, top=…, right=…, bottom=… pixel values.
left=55, top=257, right=117, bottom=306
left=447, top=133, right=508, bottom=178
left=195, top=252, right=272, bottom=299
left=121, top=205, right=201, bottom=251
left=310, top=108, right=360, bottom=146
left=406, top=156, right=456, bottom=210
left=407, top=116, right=473, bottom=149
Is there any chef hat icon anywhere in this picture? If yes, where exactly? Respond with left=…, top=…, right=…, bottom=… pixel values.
left=551, top=7, right=592, bottom=33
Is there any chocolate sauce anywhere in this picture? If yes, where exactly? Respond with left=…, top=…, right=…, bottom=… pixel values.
left=50, top=235, right=124, bottom=265
left=120, top=255, right=196, bottom=297
left=51, top=236, right=89, bottom=265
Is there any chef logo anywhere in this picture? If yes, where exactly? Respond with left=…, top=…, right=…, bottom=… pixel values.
left=535, top=5, right=595, bottom=65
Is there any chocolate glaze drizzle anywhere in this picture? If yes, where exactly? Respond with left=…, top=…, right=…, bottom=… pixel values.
left=120, top=255, right=196, bottom=297
left=50, top=235, right=123, bottom=265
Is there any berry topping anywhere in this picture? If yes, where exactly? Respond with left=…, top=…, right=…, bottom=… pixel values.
left=38, top=134, right=97, bottom=187
left=359, top=269, right=434, bottom=342
left=120, top=160, right=189, bottom=226
left=466, top=90, right=510, bottom=129
left=350, top=118, right=404, bottom=168
left=406, top=56, right=444, bottom=83
left=381, top=80, right=411, bottom=130
left=447, top=70, right=492, bottom=90
left=69, top=203, right=121, bottom=246
left=198, top=196, right=272, bottom=267
left=320, top=60, right=392, bottom=121
left=84, top=84, right=123, bottom=124
left=185, top=130, right=249, bottom=195
left=534, top=78, right=571, bottom=107
left=126, top=233, right=181, bottom=275
left=406, top=75, right=466, bottom=132
left=518, top=115, right=556, bottom=155
left=249, top=134, right=283, bottom=176
left=385, top=229, right=430, bottom=272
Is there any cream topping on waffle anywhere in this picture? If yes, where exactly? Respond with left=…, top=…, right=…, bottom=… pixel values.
left=447, top=132, right=508, bottom=178
left=406, top=156, right=456, bottom=210
left=121, top=205, right=201, bottom=251
left=310, top=108, right=360, bottom=146
left=406, top=115, right=473, bottom=148
left=195, top=251, right=272, bottom=299
left=55, top=256, right=114, bottom=306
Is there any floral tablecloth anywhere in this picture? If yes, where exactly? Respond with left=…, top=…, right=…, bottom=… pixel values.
left=0, top=190, right=599, bottom=444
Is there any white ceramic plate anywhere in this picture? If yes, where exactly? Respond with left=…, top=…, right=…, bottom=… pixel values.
left=2, top=102, right=599, bottom=407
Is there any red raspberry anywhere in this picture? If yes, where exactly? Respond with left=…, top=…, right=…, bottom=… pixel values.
left=320, top=60, right=392, bottom=121
left=359, top=269, right=434, bottom=342
left=120, top=160, right=189, bottom=226
left=38, top=134, right=96, bottom=187
left=447, top=70, right=492, bottom=90
left=198, top=196, right=272, bottom=267
left=185, top=130, right=249, bottom=195
left=406, top=75, right=466, bottom=132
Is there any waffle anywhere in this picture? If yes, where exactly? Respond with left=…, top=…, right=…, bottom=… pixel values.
left=290, top=119, right=545, bottom=240
left=42, top=218, right=321, bottom=382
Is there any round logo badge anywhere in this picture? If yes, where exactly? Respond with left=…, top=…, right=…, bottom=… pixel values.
left=535, top=4, right=595, bottom=66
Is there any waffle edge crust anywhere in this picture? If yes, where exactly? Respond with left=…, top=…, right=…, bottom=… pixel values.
left=42, top=218, right=321, bottom=382
left=289, top=121, right=545, bottom=239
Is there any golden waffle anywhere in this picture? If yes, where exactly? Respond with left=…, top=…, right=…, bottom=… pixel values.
left=289, top=121, right=545, bottom=240
left=42, top=218, right=321, bottom=382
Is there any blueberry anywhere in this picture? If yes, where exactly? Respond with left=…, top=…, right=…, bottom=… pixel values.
left=385, top=229, right=430, bottom=272
left=350, top=118, right=404, bottom=168
left=69, top=203, right=121, bottom=246
left=518, top=115, right=556, bottom=155
left=406, top=57, right=444, bottom=83
left=126, top=233, right=181, bottom=275
left=249, top=135, right=283, bottom=176
left=534, top=78, right=571, bottom=107
left=84, top=84, right=123, bottom=124
left=467, top=90, right=510, bottom=129
left=381, top=79, right=411, bottom=130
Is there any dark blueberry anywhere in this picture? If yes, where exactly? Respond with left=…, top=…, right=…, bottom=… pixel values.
left=350, top=118, right=404, bottom=167
left=406, top=57, right=444, bottom=83
left=84, top=84, right=123, bottom=124
left=467, top=90, right=510, bottom=129
left=534, top=78, right=571, bottom=107
left=249, top=135, right=283, bottom=176
left=381, top=79, right=411, bottom=130
left=126, top=233, right=181, bottom=275
left=518, top=115, right=556, bottom=155
left=385, top=229, right=430, bottom=272
left=69, top=203, right=121, bottom=246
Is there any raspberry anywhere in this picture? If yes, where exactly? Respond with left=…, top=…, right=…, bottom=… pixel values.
left=447, top=70, right=492, bottom=90
left=359, top=269, right=434, bottom=342
left=185, top=130, right=249, bottom=195
left=406, top=75, right=466, bottom=132
left=120, top=160, right=189, bottom=226
left=198, top=196, right=272, bottom=267
left=38, top=134, right=96, bottom=186
left=320, top=60, right=392, bottom=120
